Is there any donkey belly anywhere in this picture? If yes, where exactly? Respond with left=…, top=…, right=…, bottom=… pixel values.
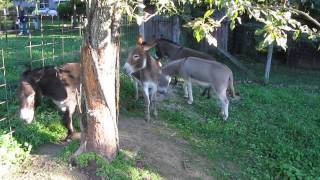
left=190, top=78, right=211, bottom=87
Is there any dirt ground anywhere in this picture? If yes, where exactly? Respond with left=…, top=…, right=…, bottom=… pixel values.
left=119, top=116, right=212, bottom=180
left=3, top=116, right=212, bottom=180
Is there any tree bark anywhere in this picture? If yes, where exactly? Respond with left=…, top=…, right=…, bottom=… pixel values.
left=75, top=0, right=121, bottom=161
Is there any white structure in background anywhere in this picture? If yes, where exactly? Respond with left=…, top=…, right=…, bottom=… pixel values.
left=39, top=0, right=67, bottom=16
left=13, top=0, right=69, bottom=16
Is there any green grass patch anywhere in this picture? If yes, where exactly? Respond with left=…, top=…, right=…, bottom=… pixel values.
left=59, top=141, right=163, bottom=180
left=158, top=70, right=320, bottom=179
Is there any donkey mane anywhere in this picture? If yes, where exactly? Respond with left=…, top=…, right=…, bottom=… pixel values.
left=23, top=65, right=55, bottom=75
left=157, top=38, right=181, bottom=46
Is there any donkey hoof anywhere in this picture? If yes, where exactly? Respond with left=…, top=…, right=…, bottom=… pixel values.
left=153, top=111, right=158, bottom=117
left=63, top=132, right=74, bottom=142
left=222, top=115, right=228, bottom=121
left=63, top=136, right=72, bottom=142
left=145, top=115, right=151, bottom=122
left=187, top=100, right=193, bottom=104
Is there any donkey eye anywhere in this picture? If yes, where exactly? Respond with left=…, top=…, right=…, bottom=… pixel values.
left=133, top=54, right=140, bottom=60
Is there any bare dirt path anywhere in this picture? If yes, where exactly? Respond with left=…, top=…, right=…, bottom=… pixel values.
left=119, top=116, right=212, bottom=180
left=4, top=116, right=212, bottom=180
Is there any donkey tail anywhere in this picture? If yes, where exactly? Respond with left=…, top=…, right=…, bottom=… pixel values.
left=228, top=72, right=240, bottom=100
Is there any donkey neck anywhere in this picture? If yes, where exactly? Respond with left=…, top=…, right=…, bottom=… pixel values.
left=160, top=40, right=182, bottom=59
left=143, top=53, right=159, bottom=72
left=36, top=68, right=68, bottom=101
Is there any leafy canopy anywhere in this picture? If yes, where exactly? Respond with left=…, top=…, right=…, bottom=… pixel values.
left=122, top=0, right=320, bottom=50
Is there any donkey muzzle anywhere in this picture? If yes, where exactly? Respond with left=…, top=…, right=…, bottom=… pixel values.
left=123, top=63, right=134, bottom=75
left=20, top=108, right=34, bottom=124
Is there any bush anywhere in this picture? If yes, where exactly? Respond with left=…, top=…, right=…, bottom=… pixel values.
left=57, top=0, right=86, bottom=19
left=0, top=131, right=32, bottom=174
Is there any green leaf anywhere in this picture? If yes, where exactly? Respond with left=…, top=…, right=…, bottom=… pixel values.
left=195, top=30, right=201, bottom=42
left=194, top=28, right=204, bottom=42
left=255, top=28, right=265, bottom=36
left=293, top=30, right=300, bottom=40
left=204, top=9, right=214, bottom=18
left=230, top=20, right=235, bottom=30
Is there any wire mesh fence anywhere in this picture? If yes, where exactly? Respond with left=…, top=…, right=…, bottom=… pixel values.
left=120, top=16, right=139, bottom=66
left=0, top=11, right=141, bottom=125
left=0, top=11, right=83, bottom=125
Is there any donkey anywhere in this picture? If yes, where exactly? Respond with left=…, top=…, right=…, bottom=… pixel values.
left=17, top=63, right=81, bottom=140
left=131, top=59, right=169, bottom=100
left=123, top=37, right=165, bottom=122
left=161, top=57, right=238, bottom=120
left=145, top=38, right=214, bottom=98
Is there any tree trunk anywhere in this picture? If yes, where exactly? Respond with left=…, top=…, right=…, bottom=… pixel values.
left=264, top=43, right=274, bottom=83
left=75, top=0, right=121, bottom=161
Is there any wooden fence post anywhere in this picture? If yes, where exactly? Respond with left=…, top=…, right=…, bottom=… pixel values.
left=264, top=43, right=274, bottom=83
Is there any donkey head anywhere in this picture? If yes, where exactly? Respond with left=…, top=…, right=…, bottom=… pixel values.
left=123, top=36, right=154, bottom=75
left=17, top=68, right=44, bottom=123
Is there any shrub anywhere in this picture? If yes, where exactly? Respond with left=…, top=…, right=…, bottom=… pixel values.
left=57, top=0, right=86, bottom=19
left=0, top=131, right=32, bottom=174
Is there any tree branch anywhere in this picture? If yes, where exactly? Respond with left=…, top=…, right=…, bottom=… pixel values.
left=285, top=7, right=320, bottom=29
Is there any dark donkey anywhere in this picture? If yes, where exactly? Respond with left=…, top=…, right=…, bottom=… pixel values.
left=146, top=38, right=214, bottom=98
left=17, top=63, right=81, bottom=140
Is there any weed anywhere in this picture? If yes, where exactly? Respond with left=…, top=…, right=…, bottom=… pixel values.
left=0, top=131, right=31, bottom=173
left=59, top=141, right=163, bottom=180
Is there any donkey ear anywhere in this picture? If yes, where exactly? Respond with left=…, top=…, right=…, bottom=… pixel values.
left=142, top=40, right=157, bottom=51
left=32, top=69, right=45, bottom=82
left=24, top=64, right=32, bottom=71
left=156, top=59, right=162, bottom=67
left=137, top=35, right=144, bottom=46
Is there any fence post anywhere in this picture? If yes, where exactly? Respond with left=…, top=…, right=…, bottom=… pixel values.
left=172, top=16, right=180, bottom=44
left=61, top=18, right=65, bottom=61
left=29, top=30, right=32, bottom=65
left=41, top=15, right=44, bottom=67
left=264, top=42, right=274, bottom=83
left=138, top=0, right=145, bottom=39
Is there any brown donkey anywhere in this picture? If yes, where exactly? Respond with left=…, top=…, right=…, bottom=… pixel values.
left=161, top=57, right=238, bottom=120
left=123, top=37, right=167, bottom=122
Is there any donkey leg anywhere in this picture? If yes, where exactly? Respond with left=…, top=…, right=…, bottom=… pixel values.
left=207, top=87, right=211, bottom=99
left=187, top=81, right=193, bottom=104
left=217, top=89, right=229, bottom=120
left=142, top=85, right=151, bottom=122
left=201, top=88, right=207, bottom=97
left=200, top=87, right=211, bottom=99
left=134, top=80, right=139, bottom=101
left=62, top=109, right=74, bottom=140
left=150, top=87, right=158, bottom=118
left=172, top=76, right=178, bottom=86
left=183, top=81, right=189, bottom=98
